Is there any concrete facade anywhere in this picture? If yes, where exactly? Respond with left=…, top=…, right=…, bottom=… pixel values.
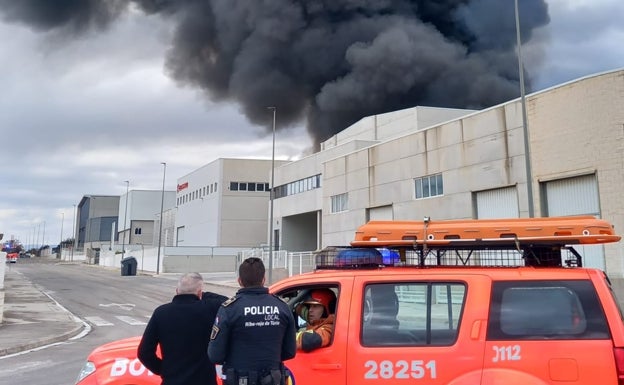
left=118, top=189, right=176, bottom=248
left=76, top=195, right=120, bottom=254
left=273, top=106, right=476, bottom=251
left=272, top=69, right=624, bottom=277
left=175, top=158, right=289, bottom=248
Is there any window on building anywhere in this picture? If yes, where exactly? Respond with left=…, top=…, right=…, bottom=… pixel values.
left=134, top=228, right=142, bottom=235
left=230, top=182, right=239, bottom=191
left=273, top=174, right=322, bottom=200
left=331, top=193, right=348, bottom=213
left=415, top=173, right=444, bottom=199
left=248, top=182, right=256, bottom=192
left=239, top=182, right=247, bottom=191
left=257, top=183, right=265, bottom=191
left=214, top=182, right=218, bottom=192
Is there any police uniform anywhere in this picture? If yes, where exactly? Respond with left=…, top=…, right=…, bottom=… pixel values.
left=208, top=286, right=296, bottom=385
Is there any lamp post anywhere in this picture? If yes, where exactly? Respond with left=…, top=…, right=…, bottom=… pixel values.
left=514, top=0, right=534, bottom=217
left=123, top=180, right=129, bottom=257
left=59, top=212, right=64, bottom=259
left=157, top=162, right=166, bottom=275
left=267, top=106, right=276, bottom=284
left=72, top=204, right=76, bottom=261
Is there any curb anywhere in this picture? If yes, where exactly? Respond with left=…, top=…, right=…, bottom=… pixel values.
left=0, top=322, right=85, bottom=357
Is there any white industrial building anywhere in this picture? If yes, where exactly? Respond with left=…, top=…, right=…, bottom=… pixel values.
left=118, top=189, right=176, bottom=249
left=174, top=158, right=289, bottom=248
left=270, top=69, right=624, bottom=276
left=109, top=69, right=623, bottom=277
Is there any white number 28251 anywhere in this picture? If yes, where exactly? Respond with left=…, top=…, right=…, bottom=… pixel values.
left=364, top=360, right=437, bottom=380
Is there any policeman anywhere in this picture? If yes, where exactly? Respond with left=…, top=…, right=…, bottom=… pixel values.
left=208, top=257, right=296, bottom=385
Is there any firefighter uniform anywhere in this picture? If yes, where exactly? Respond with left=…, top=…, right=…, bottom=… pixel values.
left=208, top=286, right=296, bottom=385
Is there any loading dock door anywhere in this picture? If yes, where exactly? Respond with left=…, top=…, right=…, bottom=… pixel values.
left=475, top=186, right=519, bottom=219
left=367, top=205, right=393, bottom=221
left=544, top=174, right=604, bottom=270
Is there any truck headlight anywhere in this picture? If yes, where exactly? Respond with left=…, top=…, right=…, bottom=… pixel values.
left=75, top=361, right=96, bottom=384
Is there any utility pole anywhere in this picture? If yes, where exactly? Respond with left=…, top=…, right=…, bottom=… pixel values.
left=123, top=181, right=129, bottom=257
left=157, top=162, right=166, bottom=275
left=72, top=204, right=76, bottom=261
left=514, top=0, right=535, bottom=217
left=267, top=106, right=276, bottom=285
left=59, top=212, right=64, bottom=259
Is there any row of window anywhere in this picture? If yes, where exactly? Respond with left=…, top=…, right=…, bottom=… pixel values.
left=274, top=174, right=321, bottom=199
left=176, top=172, right=442, bottom=211
left=329, top=173, right=444, bottom=213
left=177, top=182, right=219, bottom=206
left=229, top=182, right=270, bottom=192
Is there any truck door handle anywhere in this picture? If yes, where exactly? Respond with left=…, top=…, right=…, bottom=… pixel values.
left=312, top=363, right=342, bottom=370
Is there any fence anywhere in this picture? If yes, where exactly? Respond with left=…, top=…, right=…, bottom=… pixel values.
left=67, top=242, right=318, bottom=278
left=241, top=249, right=317, bottom=277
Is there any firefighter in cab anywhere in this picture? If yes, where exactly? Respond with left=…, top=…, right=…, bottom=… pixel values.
left=295, top=289, right=336, bottom=352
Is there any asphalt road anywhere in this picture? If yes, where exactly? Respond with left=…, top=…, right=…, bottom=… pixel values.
left=0, top=259, right=236, bottom=385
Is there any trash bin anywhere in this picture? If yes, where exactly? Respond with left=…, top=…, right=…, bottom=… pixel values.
left=121, top=256, right=138, bottom=276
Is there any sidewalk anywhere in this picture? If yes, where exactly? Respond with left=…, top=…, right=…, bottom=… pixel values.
left=0, top=268, right=85, bottom=357
left=0, top=266, right=239, bottom=357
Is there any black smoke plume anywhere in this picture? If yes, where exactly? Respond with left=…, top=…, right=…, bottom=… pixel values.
left=0, top=0, right=549, bottom=148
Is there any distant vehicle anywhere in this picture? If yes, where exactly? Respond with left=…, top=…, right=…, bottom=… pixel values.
left=76, top=216, right=624, bottom=385
left=3, top=241, right=21, bottom=263
left=6, top=252, right=18, bottom=263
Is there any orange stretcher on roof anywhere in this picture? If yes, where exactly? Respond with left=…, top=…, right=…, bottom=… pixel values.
left=351, top=215, right=620, bottom=248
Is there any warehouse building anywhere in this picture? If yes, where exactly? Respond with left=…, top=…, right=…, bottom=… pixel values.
left=174, top=158, right=289, bottom=248
left=271, top=69, right=624, bottom=275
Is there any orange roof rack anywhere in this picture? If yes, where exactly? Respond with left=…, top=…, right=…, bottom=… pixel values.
left=351, top=215, right=620, bottom=248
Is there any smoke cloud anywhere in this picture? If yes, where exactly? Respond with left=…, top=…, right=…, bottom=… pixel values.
left=0, top=0, right=549, bottom=147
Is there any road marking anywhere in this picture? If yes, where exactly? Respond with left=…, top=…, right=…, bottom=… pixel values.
left=1, top=317, right=37, bottom=325
left=0, top=360, right=53, bottom=375
left=99, top=303, right=136, bottom=311
left=85, top=316, right=114, bottom=326
left=116, top=316, right=147, bottom=326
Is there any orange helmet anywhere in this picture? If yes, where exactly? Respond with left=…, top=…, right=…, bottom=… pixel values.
left=303, top=289, right=336, bottom=315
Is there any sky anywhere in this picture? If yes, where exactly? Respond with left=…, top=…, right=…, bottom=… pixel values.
left=0, top=0, right=622, bottom=249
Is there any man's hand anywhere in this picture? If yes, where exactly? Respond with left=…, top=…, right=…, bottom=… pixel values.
left=296, top=329, right=322, bottom=352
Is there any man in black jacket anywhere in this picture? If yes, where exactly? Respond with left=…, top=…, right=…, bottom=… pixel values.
left=208, top=258, right=296, bottom=385
left=138, top=272, right=226, bottom=385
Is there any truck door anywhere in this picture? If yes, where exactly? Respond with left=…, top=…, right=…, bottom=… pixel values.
left=347, top=274, right=491, bottom=385
left=272, top=278, right=354, bottom=385
left=482, top=279, right=617, bottom=384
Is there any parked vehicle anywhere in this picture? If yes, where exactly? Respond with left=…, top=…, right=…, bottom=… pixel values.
left=76, top=216, right=624, bottom=385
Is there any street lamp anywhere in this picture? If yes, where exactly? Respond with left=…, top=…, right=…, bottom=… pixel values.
left=514, top=0, right=534, bottom=217
left=157, top=162, right=166, bottom=275
left=59, top=212, right=64, bottom=259
left=123, top=180, right=129, bottom=256
left=72, top=204, right=76, bottom=261
left=267, top=106, right=277, bottom=284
